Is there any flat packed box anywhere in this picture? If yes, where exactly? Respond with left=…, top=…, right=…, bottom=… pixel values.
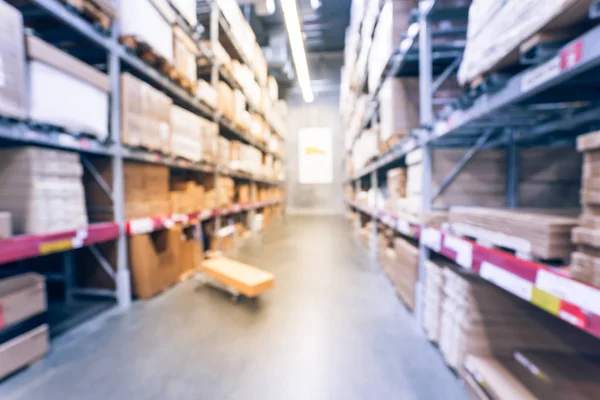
left=121, top=73, right=172, bottom=153
left=26, top=35, right=109, bottom=140
left=0, top=325, right=49, bottom=381
left=0, top=1, right=27, bottom=120
left=0, top=274, right=46, bottom=329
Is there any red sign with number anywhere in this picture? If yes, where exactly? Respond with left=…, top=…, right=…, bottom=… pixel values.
left=561, top=40, right=583, bottom=70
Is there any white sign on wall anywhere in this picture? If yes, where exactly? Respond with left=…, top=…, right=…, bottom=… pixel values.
left=298, top=128, right=333, bottom=184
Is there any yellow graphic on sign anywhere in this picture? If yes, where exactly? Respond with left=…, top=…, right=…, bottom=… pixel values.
left=305, top=147, right=325, bottom=156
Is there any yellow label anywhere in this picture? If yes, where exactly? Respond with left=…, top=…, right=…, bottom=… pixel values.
left=39, top=239, right=73, bottom=255
left=531, top=287, right=561, bottom=315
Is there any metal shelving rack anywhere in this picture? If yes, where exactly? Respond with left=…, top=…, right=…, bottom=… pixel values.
left=0, top=0, right=285, bottom=322
left=344, top=0, right=600, bottom=340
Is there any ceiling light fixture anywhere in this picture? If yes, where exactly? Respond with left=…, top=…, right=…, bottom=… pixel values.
left=310, top=0, right=321, bottom=10
left=265, top=0, right=275, bottom=15
left=280, top=0, right=314, bottom=103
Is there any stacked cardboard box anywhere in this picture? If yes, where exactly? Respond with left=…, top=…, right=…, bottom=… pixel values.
left=352, top=128, right=379, bottom=172
left=200, top=118, right=219, bottom=164
left=571, top=131, right=600, bottom=285
left=379, top=78, right=419, bottom=149
left=26, top=34, right=110, bottom=141
left=0, top=274, right=48, bottom=381
left=423, top=258, right=447, bottom=343
left=404, top=148, right=506, bottom=216
left=448, top=207, right=578, bottom=260
left=217, top=81, right=234, bottom=121
left=173, top=25, right=198, bottom=86
left=424, top=211, right=449, bottom=228
left=121, top=73, right=172, bottom=153
left=0, top=1, right=27, bottom=120
left=519, top=146, right=581, bottom=208
left=170, top=180, right=204, bottom=214
left=218, top=137, right=231, bottom=166
left=205, top=176, right=235, bottom=208
left=385, top=168, right=407, bottom=214
left=0, top=147, right=87, bottom=235
left=438, top=268, right=599, bottom=374
left=390, top=237, right=419, bottom=310
left=196, top=79, right=218, bottom=109
left=464, top=352, right=600, bottom=400
left=458, top=0, right=591, bottom=86
left=267, top=76, right=278, bottom=102
left=200, top=40, right=232, bottom=72
left=180, top=224, right=204, bottom=278
left=170, top=105, right=202, bottom=161
left=368, top=0, right=417, bottom=93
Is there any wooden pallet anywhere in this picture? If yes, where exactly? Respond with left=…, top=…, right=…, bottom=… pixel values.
left=60, top=0, right=114, bottom=31
left=120, top=35, right=175, bottom=78
left=448, top=222, right=569, bottom=266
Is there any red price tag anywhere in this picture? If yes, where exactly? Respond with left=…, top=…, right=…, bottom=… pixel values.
left=561, top=40, right=583, bottom=71
left=558, top=301, right=587, bottom=329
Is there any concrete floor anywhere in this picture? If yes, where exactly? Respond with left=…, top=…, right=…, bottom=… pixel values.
left=0, top=216, right=467, bottom=400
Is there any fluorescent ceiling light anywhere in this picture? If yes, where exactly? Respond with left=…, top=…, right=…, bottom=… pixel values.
left=310, top=0, right=321, bottom=10
left=265, top=0, right=275, bottom=15
left=399, top=38, right=412, bottom=53
left=280, top=0, right=314, bottom=103
left=407, top=22, right=420, bottom=38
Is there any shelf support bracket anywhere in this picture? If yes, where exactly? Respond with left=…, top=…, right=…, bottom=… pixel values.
left=432, top=128, right=495, bottom=200
left=432, top=56, right=461, bottom=94
left=88, top=245, right=117, bottom=281
left=81, top=156, right=114, bottom=202
left=506, top=130, right=519, bottom=209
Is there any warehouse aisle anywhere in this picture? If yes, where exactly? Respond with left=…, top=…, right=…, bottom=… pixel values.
left=0, top=216, right=466, bottom=400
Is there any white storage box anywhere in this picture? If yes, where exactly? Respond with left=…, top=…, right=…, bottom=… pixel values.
left=119, top=0, right=173, bottom=63
left=28, top=61, right=109, bottom=140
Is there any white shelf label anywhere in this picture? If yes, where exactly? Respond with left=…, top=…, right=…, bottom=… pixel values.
left=200, top=210, right=213, bottom=220
left=444, top=235, right=473, bottom=269
left=163, top=219, right=175, bottom=228
left=521, top=56, right=560, bottom=93
left=129, top=218, right=154, bottom=235
left=536, top=270, right=600, bottom=315
left=71, top=228, right=88, bottom=249
left=396, top=219, right=410, bottom=236
left=480, top=261, right=533, bottom=301
left=422, top=228, right=442, bottom=252
left=57, top=133, right=79, bottom=148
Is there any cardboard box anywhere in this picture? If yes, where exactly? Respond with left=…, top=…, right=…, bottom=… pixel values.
left=129, top=227, right=182, bottom=299
left=119, top=0, right=173, bottom=63
left=0, top=1, right=27, bottom=120
left=267, top=75, right=278, bottom=101
left=202, top=257, right=274, bottom=297
left=217, top=81, right=234, bottom=120
left=173, top=25, right=198, bottom=86
left=0, top=325, right=49, bottom=381
left=180, top=224, right=204, bottom=277
left=171, top=105, right=202, bottom=161
left=26, top=36, right=109, bottom=140
left=0, top=274, right=46, bottom=329
left=121, top=73, right=172, bottom=153
left=0, top=147, right=87, bottom=234
left=170, top=0, right=197, bottom=26
left=0, top=211, right=11, bottom=239
left=379, top=78, right=419, bottom=144
left=196, top=79, right=218, bottom=109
